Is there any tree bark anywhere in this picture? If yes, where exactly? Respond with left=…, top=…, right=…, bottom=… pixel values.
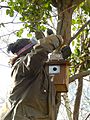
left=55, top=0, right=85, bottom=44
left=51, top=0, right=86, bottom=119
left=73, top=78, right=83, bottom=120
left=63, top=93, right=73, bottom=120
left=69, top=70, right=90, bottom=83
left=56, top=0, right=73, bottom=44
left=69, top=20, right=90, bottom=45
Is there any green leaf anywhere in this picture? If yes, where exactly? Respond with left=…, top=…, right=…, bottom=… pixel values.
left=74, top=48, right=80, bottom=56
left=1, top=0, right=5, bottom=1
left=27, top=33, right=32, bottom=37
left=72, top=19, right=76, bottom=24
left=72, top=40, right=75, bottom=46
left=16, top=28, right=23, bottom=37
left=24, top=23, right=29, bottom=28
left=40, top=25, right=46, bottom=31
left=82, top=0, right=90, bottom=11
left=9, top=9, right=14, bottom=17
left=6, top=9, right=10, bottom=15
left=6, top=9, right=14, bottom=17
left=72, top=26, right=76, bottom=31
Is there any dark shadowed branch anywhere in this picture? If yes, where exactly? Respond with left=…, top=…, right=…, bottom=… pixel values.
left=73, top=78, right=83, bottom=120
left=0, top=5, right=10, bottom=9
left=69, top=70, right=90, bottom=83
left=68, top=20, right=90, bottom=45
left=84, top=113, right=90, bottom=120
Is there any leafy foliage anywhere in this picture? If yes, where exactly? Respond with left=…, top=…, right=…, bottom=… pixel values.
left=1, top=0, right=90, bottom=74
left=5, top=0, right=52, bottom=34
left=81, top=0, right=90, bottom=16
left=70, top=4, right=90, bottom=75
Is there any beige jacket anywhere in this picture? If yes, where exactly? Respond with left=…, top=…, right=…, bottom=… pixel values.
left=0, top=35, right=63, bottom=120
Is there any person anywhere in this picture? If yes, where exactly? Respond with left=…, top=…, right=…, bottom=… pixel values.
left=0, top=35, right=64, bottom=120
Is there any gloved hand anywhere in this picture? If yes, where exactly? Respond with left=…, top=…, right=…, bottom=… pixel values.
left=47, top=28, right=54, bottom=35
left=61, top=45, right=72, bottom=59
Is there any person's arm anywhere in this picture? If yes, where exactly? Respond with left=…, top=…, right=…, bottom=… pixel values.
left=34, top=34, right=63, bottom=53
left=9, top=35, right=64, bottom=99
left=28, top=35, right=64, bottom=74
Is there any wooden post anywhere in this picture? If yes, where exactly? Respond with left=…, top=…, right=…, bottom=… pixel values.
left=45, top=59, right=70, bottom=120
left=49, top=76, right=56, bottom=120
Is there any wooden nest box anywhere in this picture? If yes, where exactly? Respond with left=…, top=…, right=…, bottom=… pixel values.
left=45, top=59, right=70, bottom=92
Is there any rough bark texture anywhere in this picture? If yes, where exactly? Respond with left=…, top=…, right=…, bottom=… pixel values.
left=51, top=0, right=85, bottom=44
left=51, top=0, right=85, bottom=120
left=73, top=78, right=83, bottom=120
left=73, top=33, right=85, bottom=120
left=56, top=0, right=73, bottom=44
left=63, top=93, right=73, bottom=120
left=69, top=70, right=90, bottom=83
left=52, top=0, right=85, bottom=8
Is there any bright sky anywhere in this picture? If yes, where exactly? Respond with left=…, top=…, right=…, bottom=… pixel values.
left=0, top=52, right=11, bottom=98
left=0, top=2, right=18, bottom=106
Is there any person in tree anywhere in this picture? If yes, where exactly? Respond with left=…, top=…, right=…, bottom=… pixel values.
left=0, top=35, right=64, bottom=120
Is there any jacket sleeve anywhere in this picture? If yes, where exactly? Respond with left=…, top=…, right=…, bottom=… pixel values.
left=9, top=35, right=63, bottom=102
left=27, top=35, right=64, bottom=75
left=34, top=35, right=63, bottom=53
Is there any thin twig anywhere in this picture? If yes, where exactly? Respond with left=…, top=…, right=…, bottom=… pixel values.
left=0, top=21, right=24, bottom=25
left=68, top=20, right=90, bottom=45
left=69, top=70, right=90, bottom=83
left=0, top=5, right=10, bottom=9
left=0, top=48, right=10, bottom=57
left=0, top=30, right=19, bottom=38
left=84, top=113, right=90, bottom=120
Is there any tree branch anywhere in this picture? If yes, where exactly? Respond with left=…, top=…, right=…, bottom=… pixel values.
left=69, top=70, right=90, bottom=83
left=84, top=113, right=90, bottom=120
left=68, top=20, right=90, bottom=45
left=0, top=5, right=10, bottom=9
left=62, top=93, right=73, bottom=120
left=0, top=30, right=19, bottom=38
left=72, top=0, right=85, bottom=8
left=0, top=21, right=24, bottom=26
left=73, top=78, right=83, bottom=120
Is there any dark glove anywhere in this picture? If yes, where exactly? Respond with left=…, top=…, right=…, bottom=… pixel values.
left=47, top=28, right=54, bottom=35
left=61, top=45, right=72, bottom=59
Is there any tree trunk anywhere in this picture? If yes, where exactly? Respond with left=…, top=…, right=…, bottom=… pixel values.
left=73, top=78, right=83, bottom=120
left=56, top=0, right=85, bottom=44
left=63, top=93, right=73, bottom=120
left=73, top=30, right=85, bottom=120
left=56, top=0, right=73, bottom=44
left=54, top=0, right=85, bottom=119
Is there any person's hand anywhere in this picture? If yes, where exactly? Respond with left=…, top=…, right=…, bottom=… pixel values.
left=8, top=54, right=18, bottom=66
left=61, top=45, right=72, bottom=59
